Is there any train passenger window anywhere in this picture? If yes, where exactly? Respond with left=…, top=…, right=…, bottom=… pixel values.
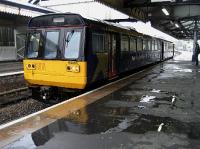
left=137, top=38, right=143, bottom=51
left=64, top=31, right=81, bottom=59
left=148, top=40, right=151, bottom=50
left=152, top=40, right=155, bottom=51
left=44, top=31, right=59, bottom=59
left=104, top=33, right=110, bottom=52
left=164, top=42, right=168, bottom=51
left=27, top=32, right=40, bottom=58
left=155, top=40, right=158, bottom=50
left=121, top=35, right=129, bottom=52
left=143, top=39, right=148, bottom=51
left=130, top=37, right=136, bottom=51
left=92, top=33, right=105, bottom=53
left=157, top=41, right=161, bottom=50
left=169, top=43, right=173, bottom=51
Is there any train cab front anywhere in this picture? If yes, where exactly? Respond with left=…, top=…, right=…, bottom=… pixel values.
left=23, top=14, right=87, bottom=95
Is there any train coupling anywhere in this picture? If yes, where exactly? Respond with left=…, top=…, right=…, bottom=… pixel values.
left=40, top=87, right=54, bottom=101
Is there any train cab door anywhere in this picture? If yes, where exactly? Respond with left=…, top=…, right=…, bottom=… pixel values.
left=108, top=34, right=118, bottom=79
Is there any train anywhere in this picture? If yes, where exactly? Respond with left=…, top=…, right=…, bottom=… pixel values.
left=23, top=13, right=174, bottom=100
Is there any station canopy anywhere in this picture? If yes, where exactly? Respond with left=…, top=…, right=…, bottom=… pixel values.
left=16, top=0, right=200, bottom=40
left=95, top=0, right=200, bottom=40
left=0, top=0, right=55, bottom=17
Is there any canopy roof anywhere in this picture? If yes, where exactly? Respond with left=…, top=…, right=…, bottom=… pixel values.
left=97, top=0, right=200, bottom=39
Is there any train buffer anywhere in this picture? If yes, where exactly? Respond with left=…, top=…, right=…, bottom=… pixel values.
left=1, top=53, right=200, bottom=148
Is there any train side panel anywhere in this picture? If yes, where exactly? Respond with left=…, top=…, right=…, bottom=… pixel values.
left=86, top=27, right=109, bottom=85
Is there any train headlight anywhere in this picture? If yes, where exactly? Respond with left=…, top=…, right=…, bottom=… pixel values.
left=66, top=65, right=80, bottom=73
left=72, top=66, right=80, bottom=72
left=26, top=64, right=36, bottom=70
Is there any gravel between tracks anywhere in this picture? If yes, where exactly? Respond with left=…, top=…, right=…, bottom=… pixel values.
left=0, top=98, right=51, bottom=125
left=0, top=75, right=26, bottom=93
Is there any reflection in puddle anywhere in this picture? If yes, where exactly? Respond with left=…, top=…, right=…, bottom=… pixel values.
left=5, top=93, right=200, bottom=149
left=157, top=123, right=164, bottom=132
left=173, top=69, right=193, bottom=73
left=140, top=95, right=156, bottom=103
left=151, top=89, right=161, bottom=93
left=4, top=134, right=36, bottom=149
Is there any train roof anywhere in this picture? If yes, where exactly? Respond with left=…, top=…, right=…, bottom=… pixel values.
left=28, top=13, right=137, bottom=31
left=28, top=13, right=173, bottom=43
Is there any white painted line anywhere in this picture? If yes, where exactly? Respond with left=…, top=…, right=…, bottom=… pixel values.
left=0, top=67, right=151, bottom=130
left=0, top=71, right=24, bottom=77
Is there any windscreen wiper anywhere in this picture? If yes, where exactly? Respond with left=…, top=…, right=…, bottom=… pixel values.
left=65, top=30, right=74, bottom=47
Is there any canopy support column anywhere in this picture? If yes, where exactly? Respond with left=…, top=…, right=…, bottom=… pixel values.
left=192, top=20, right=198, bottom=61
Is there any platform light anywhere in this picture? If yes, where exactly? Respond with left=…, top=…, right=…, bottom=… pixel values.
left=175, top=23, right=179, bottom=28
left=162, top=8, right=169, bottom=16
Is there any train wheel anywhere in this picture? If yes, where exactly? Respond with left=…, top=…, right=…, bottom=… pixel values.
left=30, top=87, right=40, bottom=100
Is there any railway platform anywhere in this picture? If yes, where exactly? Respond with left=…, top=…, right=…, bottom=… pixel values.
left=1, top=52, right=200, bottom=149
left=0, top=61, right=23, bottom=76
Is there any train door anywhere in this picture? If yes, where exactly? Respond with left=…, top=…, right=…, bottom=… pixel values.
left=109, top=34, right=117, bottom=78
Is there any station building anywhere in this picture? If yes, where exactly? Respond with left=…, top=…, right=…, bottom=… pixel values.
left=0, top=0, right=54, bottom=61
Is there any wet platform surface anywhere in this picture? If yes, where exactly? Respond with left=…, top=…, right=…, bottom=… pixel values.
left=2, top=53, right=200, bottom=149
left=0, top=62, right=23, bottom=74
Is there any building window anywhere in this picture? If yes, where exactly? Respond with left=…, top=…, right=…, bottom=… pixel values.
left=0, top=27, right=14, bottom=46
left=92, top=33, right=105, bottom=53
left=121, top=35, right=129, bottom=52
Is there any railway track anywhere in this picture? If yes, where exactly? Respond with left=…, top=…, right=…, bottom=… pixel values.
left=0, top=87, right=30, bottom=106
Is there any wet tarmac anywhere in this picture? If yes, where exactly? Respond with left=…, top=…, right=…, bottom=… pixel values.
left=3, top=57, right=200, bottom=149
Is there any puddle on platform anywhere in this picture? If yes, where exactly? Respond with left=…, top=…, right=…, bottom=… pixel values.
left=140, top=95, right=156, bottom=103
left=4, top=60, right=200, bottom=149
left=4, top=84, right=200, bottom=149
left=5, top=107, right=200, bottom=149
left=173, top=69, right=193, bottom=73
left=151, top=89, right=161, bottom=93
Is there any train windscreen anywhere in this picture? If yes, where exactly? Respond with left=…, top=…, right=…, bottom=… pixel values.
left=64, top=29, right=82, bottom=59
left=27, top=31, right=42, bottom=58
left=26, top=28, right=83, bottom=60
left=44, top=31, right=59, bottom=59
